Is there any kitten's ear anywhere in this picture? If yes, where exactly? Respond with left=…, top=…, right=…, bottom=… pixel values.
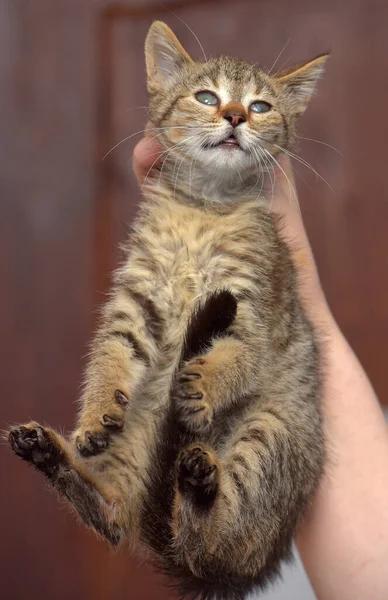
left=275, top=53, right=329, bottom=113
left=145, top=21, right=193, bottom=89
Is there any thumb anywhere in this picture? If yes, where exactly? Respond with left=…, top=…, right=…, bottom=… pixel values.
left=132, top=125, right=163, bottom=183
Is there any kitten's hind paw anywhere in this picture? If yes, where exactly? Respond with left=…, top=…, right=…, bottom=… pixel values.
left=8, top=423, right=67, bottom=477
left=178, top=445, right=219, bottom=505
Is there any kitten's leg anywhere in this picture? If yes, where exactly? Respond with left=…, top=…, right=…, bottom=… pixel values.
left=173, top=335, right=257, bottom=432
left=172, top=399, right=323, bottom=574
left=173, top=290, right=263, bottom=432
left=176, top=443, right=219, bottom=508
left=8, top=422, right=133, bottom=545
left=73, top=335, right=145, bottom=457
left=73, top=285, right=162, bottom=456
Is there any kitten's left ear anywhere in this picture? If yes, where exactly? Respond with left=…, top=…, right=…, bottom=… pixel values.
left=145, top=21, right=193, bottom=89
left=275, top=53, right=330, bottom=113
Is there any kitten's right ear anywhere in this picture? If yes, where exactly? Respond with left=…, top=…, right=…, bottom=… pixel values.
left=274, top=53, right=330, bottom=114
left=145, top=21, right=193, bottom=89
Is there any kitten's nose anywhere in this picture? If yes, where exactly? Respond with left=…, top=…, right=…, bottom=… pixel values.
left=223, top=110, right=246, bottom=127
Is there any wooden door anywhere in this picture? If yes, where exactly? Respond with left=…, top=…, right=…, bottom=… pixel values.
left=1, top=1, right=387, bottom=599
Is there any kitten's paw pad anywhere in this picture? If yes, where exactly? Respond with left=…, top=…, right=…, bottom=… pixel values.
left=174, top=360, right=213, bottom=431
left=178, top=445, right=218, bottom=496
left=8, top=423, right=65, bottom=476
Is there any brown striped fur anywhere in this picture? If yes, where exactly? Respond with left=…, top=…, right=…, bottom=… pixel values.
left=8, top=22, right=329, bottom=599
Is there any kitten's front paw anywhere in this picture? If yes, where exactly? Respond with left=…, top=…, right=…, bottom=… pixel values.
left=173, top=358, right=213, bottom=432
left=8, top=422, right=66, bottom=477
left=74, top=390, right=127, bottom=457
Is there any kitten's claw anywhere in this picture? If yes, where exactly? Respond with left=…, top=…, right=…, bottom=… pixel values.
left=76, top=430, right=109, bottom=457
left=8, top=423, right=66, bottom=476
left=114, top=390, right=129, bottom=407
left=74, top=390, right=126, bottom=457
left=174, top=359, right=213, bottom=432
left=178, top=445, right=219, bottom=501
left=101, top=413, right=124, bottom=429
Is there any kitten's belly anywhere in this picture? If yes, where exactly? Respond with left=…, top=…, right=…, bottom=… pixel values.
left=133, top=236, right=232, bottom=366
left=129, top=200, right=262, bottom=356
left=160, top=245, right=230, bottom=313
left=160, top=238, right=253, bottom=311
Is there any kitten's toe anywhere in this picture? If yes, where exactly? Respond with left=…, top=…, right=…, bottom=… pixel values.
left=101, top=412, right=124, bottom=430
left=8, top=425, right=36, bottom=457
left=8, top=423, right=66, bottom=476
left=114, top=389, right=129, bottom=408
left=178, top=445, right=219, bottom=502
left=174, top=361, right=213, bottom=432
left=175, top=397, right=213, bottom=432
left=75, top=428, right=109, bottom=457
left=75, top=395, right=126, bottom=457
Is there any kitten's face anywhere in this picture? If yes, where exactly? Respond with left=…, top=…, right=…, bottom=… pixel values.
left=145, top=22, right=328, bottom=181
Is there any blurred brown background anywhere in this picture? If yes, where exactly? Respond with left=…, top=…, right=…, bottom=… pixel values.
left=1, top=1, right=387, bottom=599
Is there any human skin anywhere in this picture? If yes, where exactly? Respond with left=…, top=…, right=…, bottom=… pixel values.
left=133, top=136, right=388, bottom=600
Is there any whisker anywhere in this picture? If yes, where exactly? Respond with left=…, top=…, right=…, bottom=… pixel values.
left=249, top=146, right=270, bottom=205
left=268, top=37, right=291, bottom=75
left=142, top=144, right=181, bottom=189
left=274, top=55, right=293, bottom=77
left=172, top=13, right=207, bottom=61
left=290, top=163, right=314, bottom=193
left=296, top=135, right=343, bottom=156
left=102, top=126, right=191, bottom=160
left=172, top=133, right=208, bottom=199
left=272, top=143, right=334, bottom=194
left=158, top=145, right=175, bottom=187
left=173, top=145, right=196, bottom=200
left=188, top=155, right=195, bottom=199
left=142, top=139, right=188, bottom=189
left=142, top=134, right=200, bottom=189
left=248, top=130, right=335, bottom=195
left=248, top=148, right=266, bottom=197
left=263, top=147, right=301, bottom=215
left=253, top=150, right=267, bottom=202
left=259, top=149, right=276, bottom=216
left=251, top=146, right=274, bottom=217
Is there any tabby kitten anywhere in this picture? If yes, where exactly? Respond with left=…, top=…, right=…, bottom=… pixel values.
left=8, top=21, right=328, bottom=600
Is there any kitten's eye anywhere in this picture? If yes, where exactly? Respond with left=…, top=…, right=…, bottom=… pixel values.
left=250, top=101, right=272, bottom=113
left=195, top=91, right=219, bottom=106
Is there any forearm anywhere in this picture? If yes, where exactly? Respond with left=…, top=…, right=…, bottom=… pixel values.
left=296, top=298, right=388, bottom=600
left=271, top=161, right=388, bottom=598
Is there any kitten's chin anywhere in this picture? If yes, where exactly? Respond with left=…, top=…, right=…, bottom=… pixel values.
left=193, top=145, right=252, bottom=173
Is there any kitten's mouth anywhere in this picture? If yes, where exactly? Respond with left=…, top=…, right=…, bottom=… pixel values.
left=219, top=134, right=240, bottom=149
left=204, top=134, right=242, bottom=151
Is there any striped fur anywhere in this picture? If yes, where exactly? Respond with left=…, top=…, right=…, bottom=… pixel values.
left=8, top=22, right=328, bottom=599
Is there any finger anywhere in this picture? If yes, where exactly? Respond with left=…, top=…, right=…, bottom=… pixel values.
left=132, top=136, right=163, bottom=183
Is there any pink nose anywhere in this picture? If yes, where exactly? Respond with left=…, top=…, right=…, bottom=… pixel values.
left=223, top=111, right=246, bottom=127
